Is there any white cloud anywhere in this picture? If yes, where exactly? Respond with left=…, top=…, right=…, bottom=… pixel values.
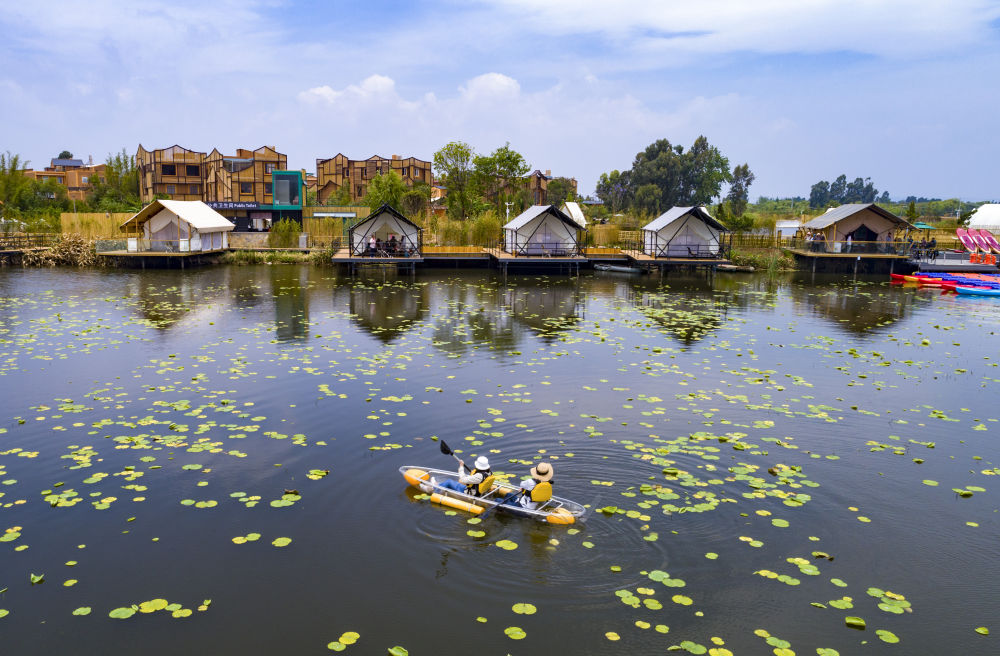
left=459, top=73, right=521, bottom=100
left=484, top=0, right=1000, bottom=60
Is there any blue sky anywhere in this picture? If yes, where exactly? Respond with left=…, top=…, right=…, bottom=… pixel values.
left=2, top=0, right=999, bottom=201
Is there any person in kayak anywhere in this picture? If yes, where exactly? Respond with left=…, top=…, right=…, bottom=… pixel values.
left=431, top=456, right=494, bottom=496
left=501, top=461, right=554, bottom=509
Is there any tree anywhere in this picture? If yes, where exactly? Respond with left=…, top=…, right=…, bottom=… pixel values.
left=628, top=136, right=730, bottom=210
left=809, top=180, right=830, bottom=208
left=633, top=184, right=662, bottom=216
left=365, top=170, right=407, bottom=210
left=725, top=163, right=755, bottom=218
left=433, top=141, right=476, bottom=220
left=905, top=200, right=918, bottom=221
left=877, top=191, right=891, bottom=204
left=595, top=170, right=629, bottom=214
left=57, top=150, right=73, bottom=160
left=472, top=142, right=529, bottom=213
left=0, top=152, right=34, bottom=211
left=401, top=182, right=430, bottom=218
left=87, top=149, right=140, bottom=212
left=546, top=177, right=575, bottom=206
left=829, top=174, right=847, bottom=203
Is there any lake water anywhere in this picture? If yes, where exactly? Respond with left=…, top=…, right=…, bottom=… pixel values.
left=0, top=265, right=998, bottom=655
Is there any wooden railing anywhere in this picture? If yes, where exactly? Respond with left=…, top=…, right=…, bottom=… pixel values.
left=0, top=233, right=61, bottom=249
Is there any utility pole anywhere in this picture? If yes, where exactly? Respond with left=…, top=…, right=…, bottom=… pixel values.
left=504, top=201, right=513, bottom=222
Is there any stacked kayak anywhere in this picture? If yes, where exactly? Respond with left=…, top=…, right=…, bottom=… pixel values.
left=891, top=272, right=1000, bottom=297
left=400, top=466, right=587, bottom=524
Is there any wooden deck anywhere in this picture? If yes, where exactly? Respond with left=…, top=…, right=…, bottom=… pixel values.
left=98, top=249, right=228, bottom=258
left=422, top=246, right=490, bottom=260
left=484, top=248, right=588, bottom=263
left=329, top=248, right=424, bottom=264
left=783, top=248, right=909, bottom=260
left=625, top=251, right=730, bottom=268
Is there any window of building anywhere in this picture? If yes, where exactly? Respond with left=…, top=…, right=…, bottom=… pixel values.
left=58, top=177, right=64, bottom=184
left=264, top=182, right=272, bottom=195
left=167, top=185, right=176, bottom=194
left=81, top=176, right=89, bottom=184
left=356, top=185, right=362, bottom=197
left=189, top=184, right=199, bottom=195
left=402, top=167, right=408, bottom=177
left=162, top=164, right=176, bottom=176
left=265, top=163, right=274, bottom=173
left=186, top=165, right=200, bottom=176
left=240, top=182, right=252, bottom=195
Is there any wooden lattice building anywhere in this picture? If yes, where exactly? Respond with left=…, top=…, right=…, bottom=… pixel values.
left=136, top=145, right=207, bottom=202
left=315, top=154, right=431, bottom=203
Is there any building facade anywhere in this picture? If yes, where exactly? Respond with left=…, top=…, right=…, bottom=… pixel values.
left=315, top=154, right=431, bottom=204
left=136, top=144, right=300, bottom=230
left=24, top=158, right=106, bottom=201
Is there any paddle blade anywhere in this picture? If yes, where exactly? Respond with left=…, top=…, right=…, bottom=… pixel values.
left=440, top=439, right=453, bottom=456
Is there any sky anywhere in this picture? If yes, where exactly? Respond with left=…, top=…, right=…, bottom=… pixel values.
left=2, top=0, right=999, bottom=201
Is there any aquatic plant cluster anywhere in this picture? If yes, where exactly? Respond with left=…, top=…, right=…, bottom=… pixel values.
left=0, top=267, right=997, bottom=654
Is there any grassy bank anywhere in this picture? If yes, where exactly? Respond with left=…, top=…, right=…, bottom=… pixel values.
left=729, top=247, right=796, bottom=272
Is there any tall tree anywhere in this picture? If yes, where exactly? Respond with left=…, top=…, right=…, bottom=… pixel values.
left=87, top=149, right=140, bottom=211
left=725, top=163, right=755, bottom=218
left=633, top=184, right=662, bottom=216
left=433, top=141, right=476, bottom=220
left=365, top=170, right=407, bottom=210
left=546, top=177, right=575, bottom=206
left=628, top=136, right=730, bottom=210
left=595, top=169, right=629, bottom=214
left=57, top=150, right=73, bottom=160
left=472, top=142, right=529, bottom=214
left=0, top=152, right=34, bottom=210
left=809, top=180, right=830, bottom=208
left=829, top=174, right=847, bottom=203
left=905, top=200, right=919, bottom=221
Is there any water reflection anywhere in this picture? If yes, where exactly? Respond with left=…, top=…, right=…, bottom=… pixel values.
left=501, top=277, right=584, bottom=340
left=270, top=265, right=310, bottom=342
left=429, top=278, right=520, bottom=355
left=787, top=276, right=917, bottom=334
left=344, top=279, right=429, bottom=343
left=128, top=272, right=228, bottom=329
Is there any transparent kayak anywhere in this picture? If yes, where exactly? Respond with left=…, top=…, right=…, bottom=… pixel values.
left=400, top=466, right=586, bottom=524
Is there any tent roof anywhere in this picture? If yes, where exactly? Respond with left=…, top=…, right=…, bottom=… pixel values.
left=120, top=200, right=235, bottom=232
left=643, top=206, right=728, bottom=232
left=504, top=204, right=581, bottom=231
left=803, top=203, right=910, bottom=230
left=348, top=203, right=422, bottom=232
left=912, top=221, right=934, bottom=230
left=561, top=201, right=587, bottom=227
left=969, top=204, right=1000, bottom=226
left=775, top=219, right=801, bottom=228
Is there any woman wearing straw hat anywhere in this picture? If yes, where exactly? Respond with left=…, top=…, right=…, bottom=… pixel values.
left=502, top=461, right=555, bottom=510
left=433, top=456, right=493, bottom=496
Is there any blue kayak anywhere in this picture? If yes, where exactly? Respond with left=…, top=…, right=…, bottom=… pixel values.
left=955, top=286, right=1000, bottom=297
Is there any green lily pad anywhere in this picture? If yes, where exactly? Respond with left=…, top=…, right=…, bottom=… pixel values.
left=109, top=607, right=136, bottom=619
left=876, top=629, right=899, bottom=643
left=272, top=537, right=292, bottom=547
left=504, top=626, right=526, bottom=639
left=512, top=603, right=537, bottom=615
left=845, top=616, right=866, bottom=630
left=72, top=607, right=91, bottom=616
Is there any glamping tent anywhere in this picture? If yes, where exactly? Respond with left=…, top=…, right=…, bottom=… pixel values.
left=348, top=204, right=422, bottom=256
left=120, top=200, right=233, bottom=252
left=968, top=204, right=1000, bottom=229
left=503, top=205, right=582, bottom=256
left=802, top=203, right=910, bottom=252
left=560, top=201, right=587, bottom=228
left=641, top=206, right=728, bottom=257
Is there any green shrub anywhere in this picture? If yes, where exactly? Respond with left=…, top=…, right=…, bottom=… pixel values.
left=268, top=219, right=300, bottom=249
left=468, top=211, right=502, bottom=247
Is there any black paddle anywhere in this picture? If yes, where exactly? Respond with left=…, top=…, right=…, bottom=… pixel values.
left=440, top=439, right=502, bottom=518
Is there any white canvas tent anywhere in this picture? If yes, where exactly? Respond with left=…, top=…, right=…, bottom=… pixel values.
left=560, top=201, right=587, bottom=228
left=348, top=204, right=422, bottom=256
left=775, top=219, right=801, bottom=238
left=503, top=205, right=582, bottom=256
left=120, top=200, right=233, bottom=252
left=641, top=206, right=728, bottom=257
left=968, top=204, right=1000, bottom=229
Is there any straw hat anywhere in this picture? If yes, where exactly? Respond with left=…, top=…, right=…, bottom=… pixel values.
left=530, top=461, right=553, bottom=482
left=474, top=456, right=490, bottom=471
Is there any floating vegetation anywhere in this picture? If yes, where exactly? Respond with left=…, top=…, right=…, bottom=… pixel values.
left=1, top=269, right=997, bottom=653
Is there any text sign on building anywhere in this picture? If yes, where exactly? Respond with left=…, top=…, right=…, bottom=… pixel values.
left=206, top=201, right=260, bottom=210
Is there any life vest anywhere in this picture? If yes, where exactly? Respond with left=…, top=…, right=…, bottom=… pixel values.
left=465, top=469, right=494, bottom=496
left=530, top=481, right=553, bottom=503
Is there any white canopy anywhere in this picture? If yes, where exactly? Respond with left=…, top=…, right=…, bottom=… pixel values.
left=968, top=204, right=1000, bottom=229
left=120, top=200, right=233, bottom=252
left=560, top=201, right=587, bottom=228
left=503, top=205, right=581, bottom=256
left=641, top=206, right=726, bottom=257
left=349, top=204, right=422, bottom=255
